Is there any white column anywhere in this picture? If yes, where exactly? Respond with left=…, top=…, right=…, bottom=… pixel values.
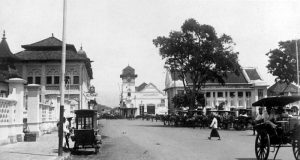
left=7, top=78, right=26, bottom=138
left=234, top=91, right=238, bottom=107
left=27, top=84, right=41, bottom=135
left=243, top=91, right=246, bottom=109
left=7, top=78, right=26, bottom=124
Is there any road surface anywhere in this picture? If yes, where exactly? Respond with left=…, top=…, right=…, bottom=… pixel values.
left=71, top=119, right=294, bottom=160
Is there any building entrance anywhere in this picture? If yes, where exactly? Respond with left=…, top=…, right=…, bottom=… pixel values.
left=147, top=105, right=155, bottom=114
left=139, top=105, right=144, bottom=115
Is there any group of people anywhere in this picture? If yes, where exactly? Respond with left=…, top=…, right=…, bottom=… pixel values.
left=160, top=112, right=246, bottom=130
left=252, top=107, right=294, bottom=135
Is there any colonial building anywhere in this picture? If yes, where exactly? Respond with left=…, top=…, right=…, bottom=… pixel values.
left=14, top=34, right=93, bottom=119
left=119, top=66, right=168, bottom=117
left=164, top=67, right=268, bottom=116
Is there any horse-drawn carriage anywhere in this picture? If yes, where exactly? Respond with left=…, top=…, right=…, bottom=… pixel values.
left=71, top=109, right=102, bottom=153
left=252, top=96, right=300, bottom=160
left=233, top=108, right=253, bottom=130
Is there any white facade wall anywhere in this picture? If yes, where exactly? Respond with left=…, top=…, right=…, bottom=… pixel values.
left=121, top=82, right=168, bottom=116
left=15, top=61, right=91, bottom=120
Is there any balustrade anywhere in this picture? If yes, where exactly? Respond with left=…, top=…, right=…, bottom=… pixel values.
left=46, top=85, right=79, bottom=90
left=0, top=98, right=16, bottom=125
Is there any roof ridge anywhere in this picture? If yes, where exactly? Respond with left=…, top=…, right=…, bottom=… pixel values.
left=22, top=36, right=62, bottom=47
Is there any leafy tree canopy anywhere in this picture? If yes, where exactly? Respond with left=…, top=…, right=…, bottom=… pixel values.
left=153, top=18, right=241, bottom=109
left=172, top=93, right=189, bottom=108
left=266, top=40, right=300, bottom=84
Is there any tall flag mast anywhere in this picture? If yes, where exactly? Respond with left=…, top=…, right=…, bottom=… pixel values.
left=58, top=0, right=67, bottom=156
left=296, top=40, right=299, bottom=95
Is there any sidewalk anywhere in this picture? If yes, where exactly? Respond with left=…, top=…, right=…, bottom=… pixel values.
left=0, top=132, right=71, bottom=160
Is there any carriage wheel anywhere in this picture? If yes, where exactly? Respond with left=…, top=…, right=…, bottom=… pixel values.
left=255, top=132, right=270, bottom=160
left=292, top=138, right=300, bottom=160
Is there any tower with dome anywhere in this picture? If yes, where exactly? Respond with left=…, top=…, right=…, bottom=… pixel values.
left=119, top=65, right=168, bottom=118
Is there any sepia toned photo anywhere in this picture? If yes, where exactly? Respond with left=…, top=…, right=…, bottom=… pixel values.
left=0, top=0, right=299, bottom=160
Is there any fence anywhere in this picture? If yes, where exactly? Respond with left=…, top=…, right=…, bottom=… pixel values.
left=0, top=97, right=22, bottom=145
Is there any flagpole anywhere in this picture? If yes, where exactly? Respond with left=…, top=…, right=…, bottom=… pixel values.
left=58, top=0, right=67, bottom=156
left=296, top=39, right=299, bottom=96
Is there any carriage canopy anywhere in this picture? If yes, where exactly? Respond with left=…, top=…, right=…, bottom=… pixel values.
left=252, top=96, right=300, bottom=107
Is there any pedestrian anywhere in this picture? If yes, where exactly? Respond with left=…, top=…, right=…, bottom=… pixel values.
left=63, top=117, right=70, bottom=150
left=208, top=114, right=221, bottom=140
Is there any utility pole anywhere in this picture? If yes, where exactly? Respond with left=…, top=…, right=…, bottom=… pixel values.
left=58, top=0, right=67, bottom=156
left=296, top=39, right=299, bottom=95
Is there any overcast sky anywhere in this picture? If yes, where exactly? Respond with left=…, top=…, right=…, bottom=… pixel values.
left=1, top=0, right=300, bottom=107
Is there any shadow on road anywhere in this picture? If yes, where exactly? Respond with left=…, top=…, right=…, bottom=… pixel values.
left=236, top=158, right=282, bottom=160
left=134, top=124, right=180, bottom=128
left=8, top=151, right=55, bottom=157
left=71, top=150, right=96, bottom=155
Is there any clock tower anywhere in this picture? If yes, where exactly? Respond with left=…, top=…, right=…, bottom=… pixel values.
left=120, top=65, right=137, bottom=106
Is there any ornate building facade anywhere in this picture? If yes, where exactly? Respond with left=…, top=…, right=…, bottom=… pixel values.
left=119, top=66, right=168, bottom=117
left=14, top=34, right=93, bottom=119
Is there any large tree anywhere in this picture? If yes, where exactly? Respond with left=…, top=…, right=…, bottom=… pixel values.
left=266, top=40, right=300, bottom=84
left=153, top=18, right=241, bottom=110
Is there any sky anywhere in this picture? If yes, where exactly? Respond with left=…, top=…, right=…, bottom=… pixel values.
left=1, top=0, right=300, bottom=107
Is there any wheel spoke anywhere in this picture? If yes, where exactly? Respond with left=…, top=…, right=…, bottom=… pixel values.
left=258, top=149, right=262, bottom=156
left=260, top=152, right=264, bottom=160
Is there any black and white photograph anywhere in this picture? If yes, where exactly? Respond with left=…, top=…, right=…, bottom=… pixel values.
left=0, top=0, right=300, bottom=160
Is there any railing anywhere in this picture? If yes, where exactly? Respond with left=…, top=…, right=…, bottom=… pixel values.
left=0, top=98, right=17, bottom=125
left=46, top=84, right=79, bottom=90
left=0, top=97, right=19, bottom=144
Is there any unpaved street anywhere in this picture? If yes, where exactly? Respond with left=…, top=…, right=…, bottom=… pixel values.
left=72, top=119, right=294, bottom=160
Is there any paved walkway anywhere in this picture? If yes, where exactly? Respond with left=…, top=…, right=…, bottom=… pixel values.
left=0, top=132, right=71, bottom=160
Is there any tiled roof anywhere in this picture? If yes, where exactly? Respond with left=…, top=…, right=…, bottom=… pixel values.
left=15, top=50, right=87, bottom=61
left=16, top=36, right=85, bottom=61
left=21, top=36, right=77, bottom=52
left=15, top=35, right=93, bottom=79
left=245, top=68, right=261, bottom=80
left=170, top=69, right=248, bottom=84
left=267, top=82, right=298, bottom=95
left=136, top=82, right=147, bottom=92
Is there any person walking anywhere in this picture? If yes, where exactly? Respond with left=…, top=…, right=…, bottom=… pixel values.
left=208, top=114, right=221, bottom=140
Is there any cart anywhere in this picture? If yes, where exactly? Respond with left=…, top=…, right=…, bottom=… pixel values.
left=233, top=109, right=253, bottom=130
left=71, top=109, right=101, bottom=154
left=252, top=96, right=300, bottom=160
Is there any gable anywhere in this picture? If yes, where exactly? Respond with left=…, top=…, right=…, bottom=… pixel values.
left=137, top=83, right=164, bottom=95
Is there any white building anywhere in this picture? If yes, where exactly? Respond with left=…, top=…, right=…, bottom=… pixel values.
left=119, top=66, right=168, bottom=117
left=164, top=67, right=269, bottom=116
left=14, top=35, right=94, bottom=120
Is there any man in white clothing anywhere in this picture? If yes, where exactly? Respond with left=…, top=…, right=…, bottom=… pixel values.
left=208, top=114, right=221, bottom=140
